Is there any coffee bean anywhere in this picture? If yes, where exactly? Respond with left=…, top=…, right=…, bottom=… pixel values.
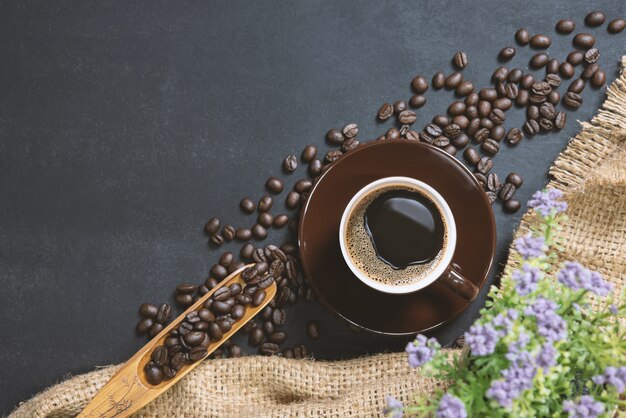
left=292, top=179, right=311, bottom=194
left=265, top=177, right=283, bottom=194
left=492, top=66, right=509, bottom=82
left=269, top=330, right=287, bottom=345
left=499, top=47, right=515, bottom=61
left=569, top=78, right=586, bottom=93
left=252, top=289, right=266, bottom=307
left=341, top=138, right=359, bottom=153
left=433, top=136, right=450, bottom=147
left=235, top=227, right=252, bottom=241
left=532, top=81, right=551, bottom=96
left=546, top=59, right=560, bottom=75
left=530, top=34, right=551, bottom=49
left=212, top=299, right=233, bottom=315
left=377, top=103, right=394, bottom=121
left=506, top=172, right=523, bottom=188
left=477, top=157, right=493, bottom=174
left=222, top=225, right=235, bottom=241
left=573, top=33, right=596, bottom=49
left=555, top=112, right=567, bottom=129
left=284, top=191, right=300, bottom=210
left=482, top=139, right=499, bottom=155
left=463, top=147, right=480, bottom=165
left=240, top=243, right=255, bottom=260
left=489, top=109, right=505, bottom=125
left=524, top=119, right=540, bottom=136
left=477, top=101, right=491, bottom=118
left=257, top=212, right=273, bottom=228
left=325, top=150, right=343, bottom=164
left=559, top=62, right=575, bottom=79
left=447, top=101, right=466, bottom=116
left=262, top=319, right=274, bottom=335
left=506, top=128, right=523, bottom=145
left=342, top=123, right=359, bottom=139
left=608, top=18, right=626, bottom=34
left=563, top=91, right=583, bottom=109
left=539, top=118, right=554, bottom=132
left=455, top=80, right=474, bottom=96
left=411, top=76, right=429, bottom=94
left=248, top=328, right=264, bottom=347
left=466, top=118, right=480, bottom=137
left=443, top=124, right=461, bottom=139
left=591, top=69, right=606, bottom=88
left=398, top=110, right=417, bottom=124
left=393, top=100, right=407, bottom=115
left=170, top=352, right=186, bottom=371
left=540, top=102, right=557, bottom=120
left=204, top=277, right=219, bottom=290
left=495, top=80, right=506, bottom=97
left=386, top=128, right=400, bottom=139
left=453, top=51, right=468, bottom=69
left=204, top=217, right=220, bottom=234
left=529, top=94, right=547, bottom=105
left=251, top=224, right=268, bottom=239
left=432, top=71, right=445, bottom=89
left=324, top=128, right=345, bottom=145
left=547, top=91, right=560, bottom=105
left=231, top=304, right=245, bottom=320
left=478, top=88, right=496, bottom=102
left=486, top=173, right=501, bottom=192
left=445, top=72, right=463, bottom=89
left=136, top=317, right=154, bottom=335
left=240, top=198, right=256, bottom=214
left=156, top=303, right=171, bottom=324
left=259, top=342, right=279, bottom=356
left=308, top=159, right=322, bottom=177
left=452, top=116, right=469, bottom=129
left=486, top=191, right=497, bottom=204
left=301, top=146, right=319, bottom=164
left=481, top=118, right=494, bottom=130
left=228, top=261, right=245, bottom=274
left=409, top=95, right=426, bottom=108
left=504, top=199, right=521, bottom=213
left=556, top=19, right=576, bottom=34
left=530, top=53, right=550, bottom=69
left=584, top=48, right=600, bottom=64
left=515, top=28, right=530, bottom=45
left=433, top=115, right=450, bottom=127
left=515, top=90, right=529, bottom=107
left=520, top=74, right=535, bottom=89
left=491, top=125, right=505, bottom=142
left=474, top=127, right=490, bottom=143
left=272, top=308, right=286, bottom=325
left=567, top=50, right=585, bottom=66
left=189, top=346, right=208, bottom=361
left=213, top=286, right=232, bottom=301
left=465, top=92, right=479, bottom=106
left=507, top=68, right=523, bottom=83
left=149, top=322, right=164, bottom=338
left=283, top=155, right=298, bottom=172
left=505, top=83, right=518, bottom=100
left=499, top=183, right=517, bottom=201
left=442, top=144, right=457, bottom=156
left=474, top=172, right=487, bottom=188
left=270, top=214, right=288, bottom=229
left=176, top=283, right=197, bottom=295
left=585, top=11, right=605, bottom=27
left=493, top=98, right=512, bottom=111
left=184, top=331, right=205, bottom=347
left=145, top=364, right=164, bottom=385
left=140, top=303, right=158, bottom=319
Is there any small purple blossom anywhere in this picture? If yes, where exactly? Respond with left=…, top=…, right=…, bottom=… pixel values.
left=487, top=351, right=536, bottom=408
left=514, top=233, right=546, bottom=260
left=609, top=304, right=618, bottom=314
left=536, top=310, right=568, bottom=342
left=536, top=343, right=558, bottom=369
left=557, top=261, right=613, bottom=297
left=492, top=309, right=518, bottom=336
left=436, top=394, right=467, bottom=418
left=465, top=323, right=499, bottom=356
left=592, top=366, right=626, bottom=394
left=383, top=395, right=403, bottom=418
left=511, top=264, right=543, bottom=295
left=524, top=297, right=558, bottom=317
left=505, top=332, right=530, bottom=362
left=405, top=334, right=439, bottom=368
left=563, top=395, right=605, bottom=418
left=528, top=188, right=567, bottom=217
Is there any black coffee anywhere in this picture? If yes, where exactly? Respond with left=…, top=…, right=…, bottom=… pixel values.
left=364, top=189, right=444, bottom=269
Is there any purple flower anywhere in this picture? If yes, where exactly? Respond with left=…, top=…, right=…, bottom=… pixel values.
left=524, top=297, right=558, bottom=317
left=536, top=343, right=558, bottom=369
left=563, top=395, right=605, bottom=418
left=505, top=332, right=530, bottom=362
left=592, top=366, right=626, bottom=394
left=492, top=309, right=518, bottom=336
left=557, top=262, right=613, bottom=296
left=383, top=395, right=403, bottom=418
left=465, top=323, right=499, bottom=356
left=512, top=264, right=543, bottom=295
left=528, top=188, right=567, bottom=217
left=514, top=234, right=546, bottom=260
left=536, top=310, right=568, bottom=342
left=436, top=394, right=467, bottom=418
left=609, top=304, right=618, bottom=314
left=406, top=334, right=439, bottom=368
left=487, top=351, right=536, bottom=408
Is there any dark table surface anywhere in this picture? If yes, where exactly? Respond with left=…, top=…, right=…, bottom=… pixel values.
left=1, top=0, right=625, bottom=414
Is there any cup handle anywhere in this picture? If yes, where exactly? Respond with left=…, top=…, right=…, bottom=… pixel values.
left=440, top=265, right=479, bottom=302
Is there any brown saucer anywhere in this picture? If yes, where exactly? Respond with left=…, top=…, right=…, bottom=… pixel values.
left=298, top=140, right=496, bottom=335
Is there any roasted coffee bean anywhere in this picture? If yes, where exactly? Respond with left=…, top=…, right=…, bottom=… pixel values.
left=563, top=91, right=583, bottom=109
left=257, top=212, right=273, bottom=228
left=499, top=183, right=517, bottom=201
left=524, top=119, right=540, bottom=136
left=156, top=303, right=171, bottom=324
left=515, top=89, right=529, bottom=107
left=411, top=76, right=429, bottom=93
left=474, top=127, right=490, bottom=143
left=205, top=277, right=219, bottom=290
left=531, top=81, right=551, bottom=96
left=547, top=91, right=560, bottom=105
left=479, top=88, right=498, bottom=101
left=228, top=344, right=243, bottom=358
left=591, top=70, right=606, bottom=88
left=559, top=62, right=575, bottom=79
left=178, top=322, right=193, bottom=336
left=211, top=300, right=233, bottom=315
left=585, top=11, right=605, bottom=27
left=204, top=217, right=220, bottom=234
left=556, top=19, right=576, bottom=34
left=398, top=110, right=417, bottom=124
left=432, top=71, right=445, bottom=89
left=259, top=342, right=279, bottom=356
left=465, top=92, right=479, bottom=106
left=573, top=33, right=596, bottom=49
left=492, top=66, right=509, bottom=82
left=342, top=138, right=359, bottom=152
left=482, top=119, right=495, bottom=131
left=393, top=100, right=407, bottom=115
left=271, top=214, right=288, bottom=229
left=386, top=128, right=400, bottom=139
left=425, top=123, right=443, bottom=137
left=505, top=83, right=518, bottom=100
left=455, top=80, right=474, bottom=96
left=491, top=125, right=505, bottom=142
left=175, top=293, right=193, bottom=306
left=539, top=118, right=554, bottom=131
left=240, top=197, right=256, bottom=214
left=504, top=199, right=521, bottom=213
left=445, top=72, right=463, bottom=89
left=262, top=319, right=274, bottom=335
left=447, top=102, right=466, bottom=117
left=284, top=191, right=300, bottom=210
left=493, top=98, right=512, bottom=111
left=497, top=80, right=507, bottom=97
left=477, top=157, right=493, bottom=174
left=140, top=303, right=158, bottom=319
left=452, top=116, right=469, bottom=129
left=377, top=103, right=394, bottom=121
left=212, top=286, right=232, bottom=301
left=489, top=109, right=505, bottom=125
left=555, top=112, right=567, bottom=129
left=211, top=264, right=228, bottom=280
left=506, top=128, right=523, bottom=145
left=185, top=311, right=201, bottom=325
left=267, top=330, right=286, bottom=345
left=228, top=261, right=245, bottom=274
left=530, top=34, right=551, bottom=49
left=529, top=94, right=547, bottom=105
left=547, top=58, right=560, bottom=75
left=252, top=289, right=266, bottom=307
left=197, top=308, right=215, bottom=323
left=569, top=78, right=586, bottom=93
left=453, top=51, right=468, bottom=69
left=584, top=48, right=600, bottom=64
left=145, top=364, right=164, bottom=385
left=474, top=173, right=487, bottom=187
left=222, top=225, right=235, bottom=241
left=546, top=74, right=561, bottom=88
left=482, top=139, right=500, bottom=155
left=487, top=173, right=501, bottom=192
left=567, top=50, right=585, bottom=66
left=308, top=159, right=322, bottom=177
left=324, top=150, right=342, bottom=164
left=233, top=227, right=250, bottom=241
left=540, top=103, right=557, bottom=120
left=530, top=53, right=550, bottom=69
left=520, top=74, right=535, bottom=89
left=184, top=331, right=205, bottom=347
left=240, top=243, right=255, bottom=260
left=248, top=328, right=264, bottom=347
left=507, top=68, right=523, bottom=83
left=189, top=346, right=208, bottom=361
left=324, top=128, right=345, bottom=145
left=466, top=118, right=480, bottom=137
left=283, top=154, right=298, bottom=172
left=477, top=101, right=491, bottom=117
left=608, top=18, right=626, bottom=34
left=265, top=177, right=283, bottom=194
left=292, top=180, right=311, bottom=194
left=171, top=352, right=186, bottom=371
left=499, top=47, right=515, bottom=61
left=229, top=283, right=242, bottom=296
left=272, top=308, right=286, bottom=325
left=432, top=136, right=450, bottom=147
left=515, top=28, right=530, bottom=45
left=433, top=115, right=450, bottom=127
left=136, top=317, right=154, bottom=335
left=442, top=144, right=457, bottom=156
left=409, top=95, right=426, bottom=108
left=486, top=191, right=497, bottom=204
left=301, top=144, right=318, bottom=162
left=342, top=123, right=359, bottom=139
left=231, top=304, right=245, bottom=320
left=463, top=148, right=480, bottom=166
left=506, top=172, right=523, bottom=188
left=280, top=242, right=297, bottom=256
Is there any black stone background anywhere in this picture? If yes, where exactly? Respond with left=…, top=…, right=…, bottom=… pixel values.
left=1, top=0, right=624, bottom=414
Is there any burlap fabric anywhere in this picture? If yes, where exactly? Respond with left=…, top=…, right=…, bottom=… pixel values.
left=9, top=58, right=626, bottom=417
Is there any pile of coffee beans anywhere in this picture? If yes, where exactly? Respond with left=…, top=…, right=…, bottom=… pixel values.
left=136, top=303, right=171, bottom=338
left=136, top=10, right=623, bottom=357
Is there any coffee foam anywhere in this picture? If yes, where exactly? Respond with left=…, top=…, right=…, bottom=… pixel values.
left=345, top=184, right=447, bottom=286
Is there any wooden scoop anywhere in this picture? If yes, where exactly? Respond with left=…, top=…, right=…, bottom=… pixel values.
left=78, top=264, right=275, bottom=418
